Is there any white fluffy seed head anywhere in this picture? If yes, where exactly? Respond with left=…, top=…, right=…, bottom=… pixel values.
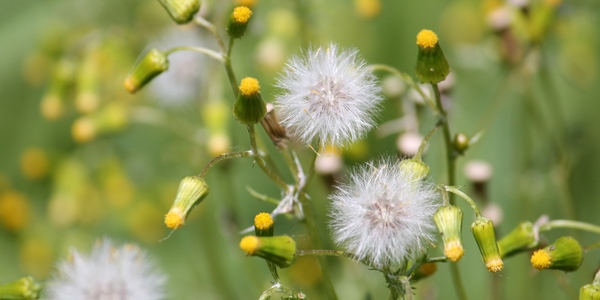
left=275, top=43, right=383, bottom=148
left=329, top=158, right=439, bottom=268
left=46, top=239, right=166, bottom=300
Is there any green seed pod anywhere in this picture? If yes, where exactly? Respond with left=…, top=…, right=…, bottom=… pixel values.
left=453, top=133, right=469, bottom=155
left=399, top=158, right=430, bottom=181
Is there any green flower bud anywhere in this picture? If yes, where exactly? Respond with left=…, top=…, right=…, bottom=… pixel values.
left=240, top=235, right=296, bottom=268
left=164, top=176, right=209, bottom=229
left=157, top=0, right=200, bottom=24
left=471, top=217, right=503, bottom=273
left=580, top=284, right=600, bottom=300
left=124, top=49, right=169, bottom=93
left=254, top=212, right=274, bottom=237
left=530, top=236, right=583, bottom=272
left=434, top=205, right=464, bottom=262
left=227, top=6, right=253, bottom=39
left=233, top=77, right=267, bottom=125
left=0, top=276, right=41, bottom=300
left=497, top=221, right=536, bottom=258
left=399, top=158, right=430, bottom=181
left=453, top=133, right=469, bottom=155
left=415, top=29, right=450, bottom=84
left=411, top=262, right=437, bottom=282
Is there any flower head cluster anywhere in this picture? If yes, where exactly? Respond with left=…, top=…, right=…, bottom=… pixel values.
left=275, top=43, right=382, bottom=148
left=46, top=239, right=166, bottom=300
left=329, top=158, right=439, bottom=267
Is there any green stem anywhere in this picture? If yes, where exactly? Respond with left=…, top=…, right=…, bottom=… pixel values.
left=538, top=220, right=600, bottom=235
left=225, top=38, right=238, bottom=98
left=193, top=16, right=227, bottom=53
left=164, top=46, right=224, bottom=62
left=426, top=256, right=448, bottom=263
left=199, top=151, right=252, bottom=178
left=445, top=186, right=482, bottom=217
left=281, top=146, right=300, bottom=182
left=298, top=194, right=339, bottom=300
left=248, top=125, right=288, bottom=190
left=433, top=83, right=455, bottom=203
left=369, top=64, right=439, bottom=114
left=432, top=83, right=467, bottom=300
left=414, top=121, right=440, bottom=161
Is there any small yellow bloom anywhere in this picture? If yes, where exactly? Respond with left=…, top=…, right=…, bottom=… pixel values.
left=486, top=257, right=504, bottom=273
left=240, top=236, right=259, bottom=255
left=20, top=148, right=50, bottom=180
left=416, top=29, right=439, bottom=49
left=254, top=212, right=273, bottom=231
left=0, top=191, right=30, bottom=231
left=445, top=240, right=465, bottom=262
left=239, top=77, right=260, bottom=96
left=164, top=208, right=185, bottom=230
left=233, top=6, right=253, bottom=24
left=531, top=249, right=551, bottom=270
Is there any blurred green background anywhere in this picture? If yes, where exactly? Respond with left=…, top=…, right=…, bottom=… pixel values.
left=1, top=0, right=600, bottom=299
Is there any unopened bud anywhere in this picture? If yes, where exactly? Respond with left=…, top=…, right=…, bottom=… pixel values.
left=0, top=276, right=41, bottom=300
left=471, top=217, right=503, bottom=273
left=497, top=221, right=536, bottom=258
left=227, top=6, right=253, bottom=39
left=165, top=176, right=209, bottom=229
left=399, top=158, right=430, bottom=181
left=157, top=0, right=200, bottom=24
left=415, top=29, right=450, bottom=84
left=240, top=235, right=296, bottom=268
left=434, top=205, right=464, bottom=262
left=453, top=133, right=469, bottom=155
left=254, top=212, right=274, bottom=237
left=530, top=236, right=582, bottom=272
left=124, top=49, right=169, bottom=93
left=233, top=77, right=266, bottom=125
left=411, top=262, right=437, bottom=282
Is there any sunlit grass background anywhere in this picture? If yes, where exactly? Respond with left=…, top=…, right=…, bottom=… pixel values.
left=1, top=0, right=599, bottom=299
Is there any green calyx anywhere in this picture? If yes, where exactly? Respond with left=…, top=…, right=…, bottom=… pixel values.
left=415, top=42, right=450, bottom=84
left=497, top=221, right=536, bottom=258
left=157, top=0, right=200, bottom=24
left=124, top=49, right=169, bottom=94
left=471, top=217, right=504, bottom=273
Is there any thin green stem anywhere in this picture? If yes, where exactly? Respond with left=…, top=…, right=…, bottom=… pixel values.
left=247, top=125, right=288, bottom=190
left=281, top=146, right=300, bottom=182
left=199, top=150, right=252, bottom=177
left=426, top=256, right=448, bottom=263
left=193, top=16, right=227, bottom=53
left=298, top=192, right=338, bottom=300
left=433, top=83, right=455, bottom=203
left=445, top=186, right=482, bottom=217
left=432, top=83, right=467, bottom=300
left=414, top=121, right=440, bottom=161
left=369, top=64, right=439, bottom=114
left=538, top=220, right=600, bottom=235
left=225, top=38, right=238, bottom=98
left=164, top=46, right=224, bottom=62
left=246, top=186, right=281, bottom=206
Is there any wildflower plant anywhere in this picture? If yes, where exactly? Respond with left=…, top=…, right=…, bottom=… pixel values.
left=11, top=0, right=600, bottom=299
